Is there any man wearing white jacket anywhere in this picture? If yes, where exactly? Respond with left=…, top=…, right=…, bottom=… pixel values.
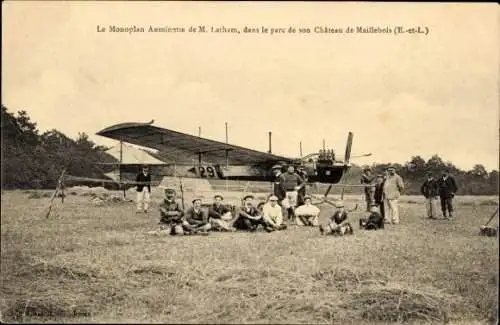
left=262, top=195, right=287, bottom=231
left=294, top=196, right=320, bottom=226
left=382, top=166, right=405, bottom=224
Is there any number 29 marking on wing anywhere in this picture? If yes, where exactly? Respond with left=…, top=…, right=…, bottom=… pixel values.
left=198, top=166, right=217, bottom=178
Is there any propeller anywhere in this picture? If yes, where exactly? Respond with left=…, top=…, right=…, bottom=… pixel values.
left=344, top=132, right=353, bottom=164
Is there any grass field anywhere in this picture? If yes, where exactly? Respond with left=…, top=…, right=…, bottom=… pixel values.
left=1, top=190, right=498, bottom=324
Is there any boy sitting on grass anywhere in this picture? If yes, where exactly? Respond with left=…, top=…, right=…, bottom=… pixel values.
left=319, top=201, right=354, bottom=236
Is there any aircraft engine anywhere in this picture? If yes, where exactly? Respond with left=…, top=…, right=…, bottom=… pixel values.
left=315, top=149, right=344, bottom=183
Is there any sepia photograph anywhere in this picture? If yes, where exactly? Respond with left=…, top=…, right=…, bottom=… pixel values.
left=1, top=1, right=499, bottom=324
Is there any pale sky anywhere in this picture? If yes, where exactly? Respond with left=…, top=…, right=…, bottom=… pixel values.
left=2, top=2, right=499, bottom=171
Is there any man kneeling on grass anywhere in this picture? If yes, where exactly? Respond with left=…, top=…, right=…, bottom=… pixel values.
left=319, top=201, right=354, bottom=236
left=184, top=198, right=211, bottom=234
left=208, top=194, right=235, bottom=232
left=262, top=195, right=288, bottom=231
left=294, top=195, right=320, bottom=226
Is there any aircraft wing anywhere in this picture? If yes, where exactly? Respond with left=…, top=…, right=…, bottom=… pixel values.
left=96, top=121, right=294, bottom=167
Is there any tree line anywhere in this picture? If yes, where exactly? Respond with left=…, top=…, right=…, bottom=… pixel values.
left=1, top=106, right=498, bottom=195
left=1, top=105, right=115, bottom=189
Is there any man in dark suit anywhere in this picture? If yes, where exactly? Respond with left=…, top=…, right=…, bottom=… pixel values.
left=420, top=172, right=439, bottom=219
left=136, top=165, right=152, bottom=213
left=361, top=166, right=375, bottom=211
left=438, top=169, right=458, bottom=219
left=271, top=164, right=286, bottom=204
left=374, top=174, right=385, bottom=219
left=296, top=165, right=309, bottom=206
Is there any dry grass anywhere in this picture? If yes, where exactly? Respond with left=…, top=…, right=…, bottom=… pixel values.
left=1, top=190, right=498, bottom=324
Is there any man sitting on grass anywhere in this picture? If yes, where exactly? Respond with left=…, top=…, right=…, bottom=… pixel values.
left=158, top=187, right=185, bottom=235
left=233, top=195, right=264, bottom=232
left=208, top=194, right=234, bottom=232
left=184, top=198, right=211, bottom=234
left=262, top=195, right=288, bottom=231
left=294, top=195, right=320, bottom=226
left=319, top=201, right=354, bottom=236
left=359, top=204, right=384, bottom=230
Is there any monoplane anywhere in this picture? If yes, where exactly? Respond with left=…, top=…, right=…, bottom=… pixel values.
left=82, top=120, right=372, bottom=203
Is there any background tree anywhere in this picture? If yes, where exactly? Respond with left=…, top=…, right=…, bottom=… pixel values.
left=1, top=106, right=498, bottom=195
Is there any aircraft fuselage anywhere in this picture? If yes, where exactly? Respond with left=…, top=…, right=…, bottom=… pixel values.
left=116, top=163, right=349, bottom=184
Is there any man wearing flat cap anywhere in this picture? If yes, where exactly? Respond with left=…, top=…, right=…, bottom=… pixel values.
left=208, top=194, right=234, bottom=231
left=361, top=166, right=376, bottom=211
left=420, top=172, right=439, bottom=219
left=271, top=164, right=286, bottom=204
left=382, top=165, right=404, bottom=224
left=233, top=195, right=265, bottom=231
left=320, top=200, right=353, bottom=235
left=262, top=195, right=287, bottom=231
left=184, top=197, right=211, bottom=233
left=438, top=169, right=458, bottom=219
left=278, top=165, right=305, bottom=222
left=159, top=187, right=185, bottom=235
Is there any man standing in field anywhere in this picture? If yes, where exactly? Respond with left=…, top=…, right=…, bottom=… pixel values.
left=361, top=166, right=376, bottom=211
left=374, top=174, right=386, bottom=219
left=296, top=165, right=309, bottom=206
left=420, top=172, right=439, bottom=219
left=136, top=165, right=151, bottom=213
left=438, top=169, right=458, bottom=220
left=382, top=165, right=404, bottom=224
left=271, top=164, right=286, bottom=205
left=278, top=165, right=305, bottom=222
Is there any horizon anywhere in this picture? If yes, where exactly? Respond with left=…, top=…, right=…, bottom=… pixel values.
left=2, top=2, right=498, bottom=172
left=4, top=106, right=495, bottom=172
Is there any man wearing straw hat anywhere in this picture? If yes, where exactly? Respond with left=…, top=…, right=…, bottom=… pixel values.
left=135, top=165, right=152, bottom=213
left=382, top=165, right=405, bottom=224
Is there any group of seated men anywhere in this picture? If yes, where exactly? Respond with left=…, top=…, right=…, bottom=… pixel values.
left=157, top=188, right=384, bottom=236
left=158, top=187, right=291, bottom=235
left=156, top=163, right=386, bottom=236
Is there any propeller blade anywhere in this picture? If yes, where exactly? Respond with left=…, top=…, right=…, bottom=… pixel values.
left=344, top=132, right=353, bottom=164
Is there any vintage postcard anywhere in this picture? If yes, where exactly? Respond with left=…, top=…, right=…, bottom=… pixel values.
left=2, top=2, right=498, bottom=324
